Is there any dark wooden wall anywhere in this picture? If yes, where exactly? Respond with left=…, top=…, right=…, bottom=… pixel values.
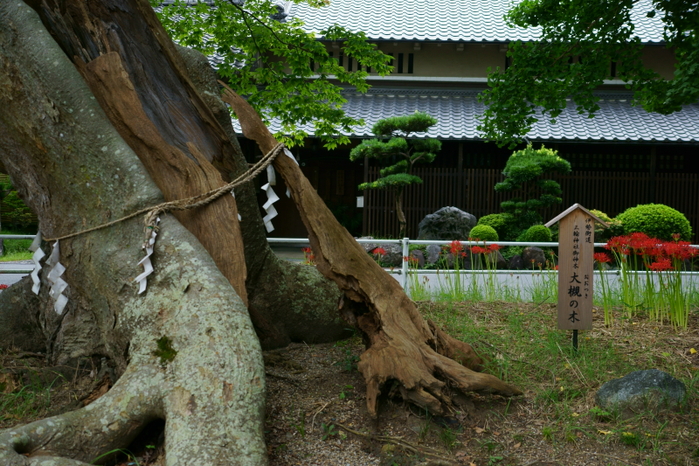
left=362, top=168, right=699, bottom=242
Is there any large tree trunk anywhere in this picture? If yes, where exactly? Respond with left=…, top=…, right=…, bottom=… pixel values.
left=0, top=3, right=266, bottom=465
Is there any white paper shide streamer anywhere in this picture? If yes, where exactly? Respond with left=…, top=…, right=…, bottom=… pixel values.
left=261, top=166, right=280, bottom=233
left=29, top=232, right=45, bottom=295
left=46, top=241, right=69, bottom=315
left=283, top=148, right=298, bottom=198
left=134, top=217, right=160, bottom=294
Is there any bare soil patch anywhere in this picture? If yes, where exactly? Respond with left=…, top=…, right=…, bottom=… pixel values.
left=2, top=302, right=698, bottom=466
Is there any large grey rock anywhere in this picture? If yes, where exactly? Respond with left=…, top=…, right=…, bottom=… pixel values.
left=418, top=207, right=477, bottom=241
left=596, top=369, right=686, bottom=413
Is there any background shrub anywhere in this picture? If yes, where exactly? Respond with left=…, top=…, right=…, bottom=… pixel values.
left=517, top=225, right=553, bottom=243
left=588, top=209, right=623, bottom=242
left=469, top=224, right=498, bottom=241
left=617, top=204, right=692, bottom=241
left=477, top=213, right=520, bottom=241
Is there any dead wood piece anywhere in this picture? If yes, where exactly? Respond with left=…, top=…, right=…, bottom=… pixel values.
left=220, top=85, right=523, bottom=418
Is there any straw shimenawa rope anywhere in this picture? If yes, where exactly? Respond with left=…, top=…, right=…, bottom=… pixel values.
left=43, top=142, right=285, bottom=243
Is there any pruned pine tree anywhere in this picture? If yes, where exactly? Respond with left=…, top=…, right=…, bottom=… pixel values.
left=350, top=112, right=441, bottom=238
left=495, top=145, right=572, bottom=225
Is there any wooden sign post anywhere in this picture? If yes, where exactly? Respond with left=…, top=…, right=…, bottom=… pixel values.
left=546, top=204, right=607, bottom=351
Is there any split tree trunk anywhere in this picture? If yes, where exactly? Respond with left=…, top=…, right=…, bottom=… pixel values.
left=223, top=88, right=523, bottom=417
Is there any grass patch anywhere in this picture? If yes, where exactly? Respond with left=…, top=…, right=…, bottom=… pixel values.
left=421, top=300, right=699, bottom=463
left=0, top=229, right=33, bottom=261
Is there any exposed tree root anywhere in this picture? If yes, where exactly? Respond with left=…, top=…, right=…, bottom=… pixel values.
left=335, top=423, right=458, bottom=464
left=221, top=86, right=523, bottom=418
left=0, top=364, right=163, bottom=465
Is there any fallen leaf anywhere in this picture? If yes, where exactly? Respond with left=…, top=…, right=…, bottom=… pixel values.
left=474, top=427, right=486, bottom=434
left=513, top=442, right=521, bottom=449
left=690, top=348, right=697, bottom=354
left=597, top=430, right=612, bottom=435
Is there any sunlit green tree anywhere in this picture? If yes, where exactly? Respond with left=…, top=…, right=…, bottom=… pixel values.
left=153, top=0, right=393, bottom=148
left=479, top=0, right=698, bottom=147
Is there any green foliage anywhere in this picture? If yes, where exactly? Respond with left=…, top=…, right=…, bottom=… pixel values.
left=617, top=203, right=692, bottom=241
left=357, top=173, right=422, bottom=191
left=477, top=213, right=519, bottom=241
left=0, top=180, right=34, bottom=230
left=517, top=225, right=552, bottom=242
left=495, top=145, right=570, bottom=225
left=153, top=0, right=393, bottom=148
left=469, top=224, right=499, bottom=241
left=350, top=112, right=441, bottom=236
left=589, top=208, right=623, bottom=241
left=479, top=0, right=699, bottom=147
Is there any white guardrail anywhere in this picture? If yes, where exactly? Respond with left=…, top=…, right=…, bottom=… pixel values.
left=267, top=237, right=699, bottom=300
left=0, top=234, right=37, bottom=274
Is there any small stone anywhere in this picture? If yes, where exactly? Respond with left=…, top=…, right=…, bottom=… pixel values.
left=426, top=244, right=441, bottom=264
left=595, top=369, right=686, bottom=413
left=508, top=255, right=525, bottom=270
left=522, top=247, right=546, bottom=269
left=410, top=250, right=426, bottom=268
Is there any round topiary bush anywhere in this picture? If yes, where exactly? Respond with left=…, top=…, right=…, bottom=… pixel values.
left=477, top=213, right=518, bottom=240
left=469, top=224, right=498, bottom=241
left=517, top=225, right=552, bottom=243
left=617, top=204, right=692, bottom=241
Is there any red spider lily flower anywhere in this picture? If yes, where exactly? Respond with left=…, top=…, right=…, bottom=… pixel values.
left=470, top=246, right=487, bottom=255
left=372, top=247, right=387, bottom=256
left=460, top=251, right=467, bottom=257
left=662, top=241, right=698, bottom=261
left=605, top=235, right=630, bottom=254
left=487, top=244, right=501, bottom=253
left=554, top=265, right=559, bottom=270
left=301, top=247, right=311, bottom=253
left=449, top=240, right=464, bottom=255
left=672, top=233, right=681, bottom=242
left=648, top=258, right=673, bottom=271
left=593, top=252, right=612, bottom=263
left=0, top=284, right=8, bottom=290
left=626, top=233, right=656, bottom=256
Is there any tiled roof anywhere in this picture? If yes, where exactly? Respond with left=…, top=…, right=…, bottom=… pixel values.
left=287, top=0, right=666, bottom=44
left=240, top=88, right=699, bottom=142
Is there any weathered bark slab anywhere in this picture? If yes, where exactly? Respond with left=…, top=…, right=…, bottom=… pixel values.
left=222, top=87, right=523, bottom=417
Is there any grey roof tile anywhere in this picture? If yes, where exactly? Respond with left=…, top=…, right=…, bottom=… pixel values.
left=288, top=0, right=666, bottom=44
left=236, top=87, right=699, bottom=143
